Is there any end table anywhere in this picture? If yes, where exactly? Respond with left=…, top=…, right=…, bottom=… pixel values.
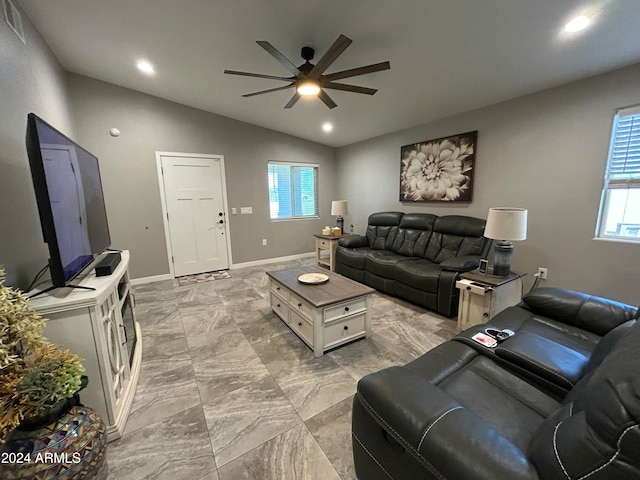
left=455, top=269, right=525, bottom=331
left=314, top=234, right=349, bottom=271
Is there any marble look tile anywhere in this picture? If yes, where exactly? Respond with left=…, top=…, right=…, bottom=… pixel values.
left=226, top=298, right=272, bottom=325
left=180, top=304, right=234, bottom=336
left=135, top=304, right=183, bottom=333
left=328, top=338, right=405, bottom=381
left=236, top=312, right=290, bottom=344
left=133, top=279, right=178, bottom=293
left=142, top=330, right=191, bottom=362
left=306, top=395, right=357, bottom=480
left=176, top=283, right=223, bottom=308
left=186, top=313, right=252, bottom=358
left=217, top=424, right=340, bottom=480
left=195, top=472, right=219, bottom=480
left=124, top=359, right=201, bottom=435
left=108, top=405, right=216, bottom=480
left=252, top=331, right=316, bottom=376
left=274, top=356, right=357, bottom=420
left=192, top=344, right=270, bottom=403
left=218, top=287, right=265, bottom=306
left=203, top=376, right=301, bottom=467
left=372, top=321, right=446, bottom=363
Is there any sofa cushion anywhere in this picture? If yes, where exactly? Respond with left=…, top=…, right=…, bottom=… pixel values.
left=521, top=287, right=637, bottom=336
left=424, top=215, right=487, bottom=263
left=394, top=259, right=443, bottom=293
left=365, top=211, right=403, bottom=250
left=529, top=320, right=640, bottom=480
left=389, top=213, right=436, bottom=257
left=365, top=250, right=419, bottom=279
left=334, top=245, right=372, bottom=270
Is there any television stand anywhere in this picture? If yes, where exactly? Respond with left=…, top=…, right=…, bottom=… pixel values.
left=26, top=250, right=141, bottom=442
left=27, top=283, right=96, bottom=299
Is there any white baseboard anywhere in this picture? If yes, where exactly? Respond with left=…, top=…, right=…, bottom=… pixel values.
left=130, top=253, right=314, bottom=284
left=130, top=273, right=173, bottom=286
left=230, top=252, right=315, bottom=269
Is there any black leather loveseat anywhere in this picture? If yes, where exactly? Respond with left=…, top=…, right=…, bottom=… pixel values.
left=352, top=287, right=639, bottom=480
left=335, top=212, right=490, bottom=317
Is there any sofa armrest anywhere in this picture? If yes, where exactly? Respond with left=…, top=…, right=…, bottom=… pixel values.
left=522, top=287, right=637, bottom=336
left=438, top=255, right=480, bottom=272
left=338, top=234, right=368, bottom=248
left=357, top=367, right=539, bottom=480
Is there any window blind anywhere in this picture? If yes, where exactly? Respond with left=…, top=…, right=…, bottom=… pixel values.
left=608, top=108, right=640, bottom=187
left=268, top=162, right=318, bottom=219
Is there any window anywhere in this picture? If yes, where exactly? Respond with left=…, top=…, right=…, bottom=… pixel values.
left=596, top=106, right=640, bottom=241
left=268, top=161, right=319, bottom=220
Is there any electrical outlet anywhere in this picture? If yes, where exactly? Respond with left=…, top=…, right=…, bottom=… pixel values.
left=262, top=239, right=267, bottom=246
left=537, top=267, right=548, bottom=280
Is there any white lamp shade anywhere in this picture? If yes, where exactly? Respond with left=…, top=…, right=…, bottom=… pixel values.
left=484, top=207, right=527, bottom=241
left=331, top=200, right=349, bottom=216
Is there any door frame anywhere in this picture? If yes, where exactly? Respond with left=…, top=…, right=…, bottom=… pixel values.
left=155, top=151, right=233, bottom=278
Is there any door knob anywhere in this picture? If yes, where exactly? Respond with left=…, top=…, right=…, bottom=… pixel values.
left=218, top=212, right=224, bottom=216
left=219, top=219, right=224, bottom=224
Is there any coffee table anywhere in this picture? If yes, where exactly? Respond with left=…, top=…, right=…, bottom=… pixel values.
left=266, top=265, right=375, bottom=357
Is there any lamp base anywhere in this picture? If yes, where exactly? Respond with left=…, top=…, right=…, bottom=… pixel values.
left=492, top=240, right=513, bottom=276
left=336, top=216, right=344, bottom=233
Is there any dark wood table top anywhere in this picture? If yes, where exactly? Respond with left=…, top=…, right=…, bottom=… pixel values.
left=460, top=269, right=526, bottom=287
left=266, top=265, right=375, bottom=308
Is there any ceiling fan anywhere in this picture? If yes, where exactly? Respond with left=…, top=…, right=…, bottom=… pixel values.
left=224, top=34, right=390, bottom=109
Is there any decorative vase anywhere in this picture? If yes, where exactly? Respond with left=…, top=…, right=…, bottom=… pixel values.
left=1, top=406, right=108, bottom=480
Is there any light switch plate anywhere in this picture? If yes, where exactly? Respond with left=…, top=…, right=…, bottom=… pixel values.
left=240, top=207, right=252, bottom=214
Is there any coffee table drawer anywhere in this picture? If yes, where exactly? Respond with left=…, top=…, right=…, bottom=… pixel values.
left=289, top=292, right=313, bottom=321
left=270, top=292, right=289, bottom=323
left=324, top=297, right=367, bottom=324
left=324, top=314, right=366, bottom=349
left=269, top=279, right=290, bottom=302
left=290, top=310, right=314, bottom=346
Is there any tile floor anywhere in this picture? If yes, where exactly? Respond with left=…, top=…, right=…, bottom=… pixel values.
left=106, top=257, right=458, bottom=480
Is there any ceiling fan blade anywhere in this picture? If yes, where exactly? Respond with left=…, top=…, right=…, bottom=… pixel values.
left=284, top=93, right=300, bottom=109
left=323, top=82, right=378, bottom=95
left=256, top=41, right=300, bottom=75
left=242, top=84, right=295, bottom=98
left=323, top=61, right=391, bottom=82
left=309, top=34, right=352, bottom=78
left=318, top=89, right=337, bottom=109
left=224, top=70, right=293, bottom=81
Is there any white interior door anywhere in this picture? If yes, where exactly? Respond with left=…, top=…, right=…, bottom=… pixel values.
left=159, top=154, right=229, bottom=277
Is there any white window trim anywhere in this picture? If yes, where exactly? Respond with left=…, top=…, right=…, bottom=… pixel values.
left=595, top=106, right=640, bottom=243
left=268, top=160, right=320, bottom=221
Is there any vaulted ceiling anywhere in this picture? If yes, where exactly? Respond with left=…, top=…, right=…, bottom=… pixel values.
left=19, top=0, right=640, bottom=147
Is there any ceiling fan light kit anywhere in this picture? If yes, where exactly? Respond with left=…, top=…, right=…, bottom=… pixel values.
left=297, top=81, right=321, bottom=96
left=224, top=34, right=390, bottom=109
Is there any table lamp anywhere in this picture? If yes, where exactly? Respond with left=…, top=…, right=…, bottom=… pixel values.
left=331, top=200, right=348, bottom=233
left=484, top=207, right=527, bottom=276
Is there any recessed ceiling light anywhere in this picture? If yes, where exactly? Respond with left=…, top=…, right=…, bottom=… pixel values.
left=136, top=60, right=155, bottom=74
left=564, top=15, right=591, bottom=33
left=322, top=122, right=333, bottom=132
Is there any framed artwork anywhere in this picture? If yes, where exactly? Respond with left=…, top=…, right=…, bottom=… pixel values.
left=400, top=130, right=477, bottom=202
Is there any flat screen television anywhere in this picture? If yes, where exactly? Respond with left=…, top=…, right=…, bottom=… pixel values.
left=26, top=113, right=111, bottom=289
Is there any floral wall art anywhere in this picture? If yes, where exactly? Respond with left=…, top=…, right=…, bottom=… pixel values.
left=400, top=131, right=477, bottom=202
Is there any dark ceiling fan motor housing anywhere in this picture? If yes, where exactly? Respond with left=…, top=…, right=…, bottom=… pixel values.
left=224, top=34, right=391, bottom=109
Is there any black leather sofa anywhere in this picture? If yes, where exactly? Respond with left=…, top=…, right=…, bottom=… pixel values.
left=352, top=287, right=639, bottom=480
left=335, top=212, right=490, bottom=317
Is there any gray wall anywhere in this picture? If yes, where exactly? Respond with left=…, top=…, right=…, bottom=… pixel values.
left=0, top=7, right=76, bottom=287
left=336, top=63, right=640, bottom=305
left=67, top=74, right=337, bottom=279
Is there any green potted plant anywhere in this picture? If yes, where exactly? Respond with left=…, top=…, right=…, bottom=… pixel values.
left=0, top=267, right=86, bottom=442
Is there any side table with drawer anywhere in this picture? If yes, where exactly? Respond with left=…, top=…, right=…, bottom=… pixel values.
left=455, top=269, right=525, bottom=331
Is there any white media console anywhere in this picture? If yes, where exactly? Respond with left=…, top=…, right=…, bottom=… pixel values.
left=27, top=250, right=141, bottom=442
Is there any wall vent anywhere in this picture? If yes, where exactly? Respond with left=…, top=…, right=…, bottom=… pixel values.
left=3, top=0, right=25, bottom=44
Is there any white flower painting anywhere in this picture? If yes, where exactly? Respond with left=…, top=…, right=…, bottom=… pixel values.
left=400, top=131, right=477, bottom=202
